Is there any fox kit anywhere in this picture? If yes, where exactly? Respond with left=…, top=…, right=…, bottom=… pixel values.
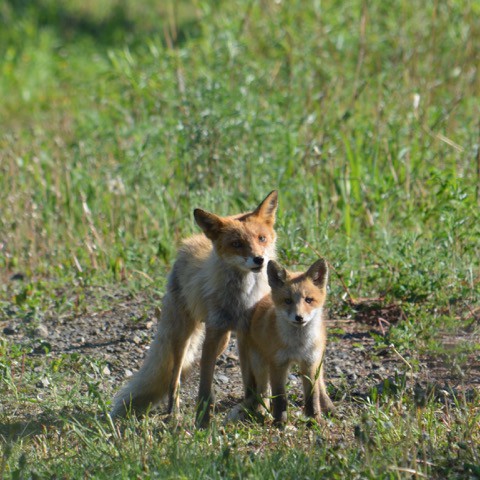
left=232, top=258, right=334, bottom=425
left=111, top=191, right=278, bottom=426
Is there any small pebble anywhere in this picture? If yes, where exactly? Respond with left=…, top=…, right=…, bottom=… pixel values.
left=34, top=324, right=49, bottom=338
left=216, top=374, right=229, bottom=384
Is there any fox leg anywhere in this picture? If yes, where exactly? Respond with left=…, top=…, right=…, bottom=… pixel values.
left=318, top=367, right=335, bottom=414
left=196, top=326, right=229, bottom=428
left=161, top=299, right=200, bottom=416
left=248, top=350, right=269, bottom=413
left=167, top=336, right=191, bottom=415
left=216, top=330, right=231, bottom=356
left=301, top=378, right=321, bottom=422
left=270, top=364, right=289, bottom=425
left=237, top=333, right=256, bottom=401
left=234, top=345, right=269, bottom=422
left=300, top=361, right=334, bottom=422
left=226, top=334, right=257, bottom=423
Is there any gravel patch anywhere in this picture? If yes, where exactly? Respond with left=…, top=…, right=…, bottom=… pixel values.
left=3, top=291, right=478, bottom=417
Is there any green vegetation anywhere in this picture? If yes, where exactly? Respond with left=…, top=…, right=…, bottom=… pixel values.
left=1, top=0, right=479, bottom=478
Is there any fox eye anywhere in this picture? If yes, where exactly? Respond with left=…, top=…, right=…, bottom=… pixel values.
left=258, top=235, right=267, bottom=243
left=231, top=240, right=243, bottom=248
left=305, top=297, right=314, bottom=304
left=285, top=298, right=293, bottom=305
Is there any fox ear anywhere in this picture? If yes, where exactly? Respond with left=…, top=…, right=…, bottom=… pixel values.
left=252, top=190, right=278, bottom=225
left=267, top=260, right=287, bottom=288
left=306, top=258, right=328, bottom=288
left=194, top=209, right=225, bottom=241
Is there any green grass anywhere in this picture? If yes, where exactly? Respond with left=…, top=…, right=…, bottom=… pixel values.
left=1, top=334, right=479, bottom=479
left=1, top=0, right=479, bottom=478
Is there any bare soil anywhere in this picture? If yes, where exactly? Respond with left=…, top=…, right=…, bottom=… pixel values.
left=3, top=290, right=479, bottom=419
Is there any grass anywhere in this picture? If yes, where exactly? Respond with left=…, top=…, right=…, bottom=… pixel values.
left=1, top=0, right=479, bottom=478
left=1, top=341, right=479, bottom=479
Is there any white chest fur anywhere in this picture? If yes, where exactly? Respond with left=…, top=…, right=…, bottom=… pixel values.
left=274, top=309, right=323, bottom=366
left=242, top=272, right=268, bottom=309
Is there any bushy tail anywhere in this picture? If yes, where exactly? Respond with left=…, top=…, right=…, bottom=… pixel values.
left=111, top=306, right=204, bottom=418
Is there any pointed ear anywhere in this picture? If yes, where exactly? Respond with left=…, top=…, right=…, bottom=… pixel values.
left=194, top=209, right=225, bottom=241
left=252, top=190, right=278, bottom=225
left=306, top=258, right=328, bottom=288
left=267, top=260, right=287, bottom=289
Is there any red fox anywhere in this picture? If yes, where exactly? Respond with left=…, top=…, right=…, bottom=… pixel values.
left=111, top=191, right=278, bottom=426
left=230, top=258, right=335, bottom=425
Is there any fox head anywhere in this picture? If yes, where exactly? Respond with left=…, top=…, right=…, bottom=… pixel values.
left=193, top=191, right=278, bottom=273
left=267, top=258, right=328, bottom=327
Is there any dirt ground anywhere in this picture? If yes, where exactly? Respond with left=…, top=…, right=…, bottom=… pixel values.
left=3, top=290, right=479, bottom=418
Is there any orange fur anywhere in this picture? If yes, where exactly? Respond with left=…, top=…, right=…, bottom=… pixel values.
left=231, top=259, right=335, bottom=425
left=111, top=191, right=278, bottom=427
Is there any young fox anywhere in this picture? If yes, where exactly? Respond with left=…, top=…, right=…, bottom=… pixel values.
left=232, top=258, right=334, bottom=425
left=111, top=191, right=278, bottom=426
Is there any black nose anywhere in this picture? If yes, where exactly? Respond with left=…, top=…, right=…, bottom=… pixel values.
left=295, top=315, right=304, bottom=322
left=253, top=256, right=264, bottom=266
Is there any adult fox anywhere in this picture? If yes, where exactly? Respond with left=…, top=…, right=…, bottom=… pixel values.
left=111, top=191, right=278, bottom=427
